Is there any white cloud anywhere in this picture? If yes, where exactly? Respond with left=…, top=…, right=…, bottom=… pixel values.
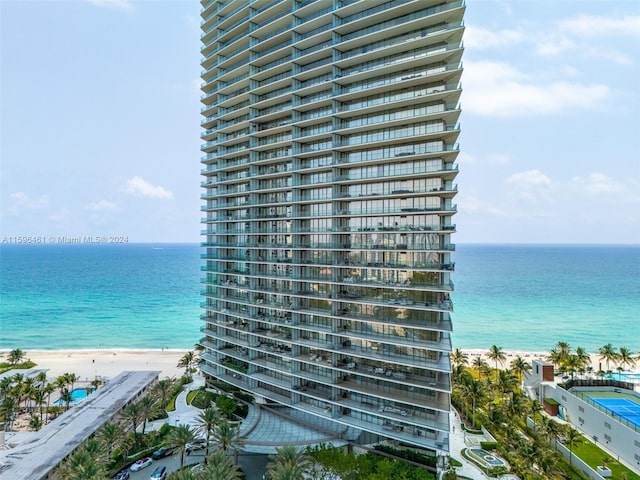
left=9, top=192, right=49, bottom=209
left=583, top=47, right=632, bottom=66
left=534, top=36, right=575, bottom=57
left=85, top=200, right=119, bottom=211
left=464, top=26, right=525, bottom=50
left=86, top=0, right=133, bottom=11
left=123, top=177, right=173, bottom=199
left=456, top=193, right=506, bottom=217
left=466, top=14, right=637, bottom=66
left=6, top=192, right=49, bottom=216
left=558, top=14, right=640, bottom=38
left=569, top=173, right=625, bottom=195
left=505, top=170, right=551, bottom=202
left=506, top=169, right=551, bottom=187
left=463, top=61, right=610, bottom=117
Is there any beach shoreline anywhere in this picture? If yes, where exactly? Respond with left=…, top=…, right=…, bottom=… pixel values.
left=0, top=348, right=618, bottom=384
left=0, top=349, right=189, bottom=381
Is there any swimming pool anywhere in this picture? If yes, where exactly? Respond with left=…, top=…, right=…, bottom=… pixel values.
left=608, top=372, right=640, bottom=382
left=53, top=388, right=94, bottom=405
left=466, top=448, right=507, bottom=468
left=590, top=397, right=640, bottom=429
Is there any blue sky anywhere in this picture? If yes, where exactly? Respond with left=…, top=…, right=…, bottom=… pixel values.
left=1, top=0, right=639, bottom=244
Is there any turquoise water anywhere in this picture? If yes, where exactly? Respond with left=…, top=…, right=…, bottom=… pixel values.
left=53, top=387, right=94, bottom=405
left=452, top=244, right=640, bottom=352
left=1, top=243, right=638, bottom=352
left=1, top=244, right=201, bottom=350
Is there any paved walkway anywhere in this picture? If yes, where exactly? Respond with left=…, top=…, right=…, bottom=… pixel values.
left=150, top=378, right=499, bottom=477
left=448, top=409, right=490, bottom=480
left=149, top=376, right=346, bottom=454
left=148, top=375, right=205, bottom=433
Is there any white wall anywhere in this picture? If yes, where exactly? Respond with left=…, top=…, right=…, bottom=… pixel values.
left=544, top=384, right=640, bottom=471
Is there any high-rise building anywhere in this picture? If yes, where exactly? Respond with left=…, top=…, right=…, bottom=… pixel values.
left=199, top=0, right=463, bottom=462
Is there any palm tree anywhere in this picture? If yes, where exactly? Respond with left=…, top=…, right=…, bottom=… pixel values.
left=57, top=448, right=108, bottom=480
left=28, top=415, right=42, bottom=431
left=138, top=395, right=158, bottom=434
left=556, top=341, right=572, bottom=358
left=211, top=419, right=246, bottom=465
left=564, top=354, right=582, bottom=380
left=31, top=388, right=46, bottom=423
left=451, top=348, right=468, bottom=368
left=529, top=399, right=543, bottom=432
left=538, top=449, right=562, bottom=478
left=96, top=422, right=126, bottom=458
left=83, top=438, right=108, bottom=464
left=153, top=378, right=175, bottom=409
left=598, top=343, right=617, bottom=372
left=496, top=369, right=518, bottom=402
left=565, top=427, right=582, bottom=465
left=267, top=444, right=312, bottom=480
left=54, top=375, right=68, bottom=397
left=167, top=423, right=198, bottom=469
left=43, top=382, right=55, bottom=423
left=168, top=470, right=199, bottom=480
left=542, top=417, right=563, bottom=451
left=178, top=351, right=197, bottom=380
left=267, top=462, right=306, bottom=480
left=201, top=449, right=243, bottom=480
left=472, top=356, right=489, bottom=379
left=618, top=347, right=636, bottom=370
left=121, top=402, right=142, bottom=434
left=510, top=356, right=531, bottom=381
left=197, top=407, right=220, bottom=460
left=7, top=348, right=26, bottom=366
left=60, top=387, right=73, bottom=411
left=22, top=377, right=36, bottom=413
left=64, top=373, right=79, bottom=391
left=487, top=345, right=506, bottom=382
left=0, top=396, right=17, bottom=431
left=546, top=347, right=564, bottom=370
left=574, top=347, right=591, bottom=372
left=461, top=378, right=485, bottom=428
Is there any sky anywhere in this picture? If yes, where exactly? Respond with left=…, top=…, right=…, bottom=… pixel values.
left=1, top=0, right=639, bottom=244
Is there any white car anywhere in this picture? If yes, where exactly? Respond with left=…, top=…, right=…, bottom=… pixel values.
left=129, top=457, right=153, bottom=472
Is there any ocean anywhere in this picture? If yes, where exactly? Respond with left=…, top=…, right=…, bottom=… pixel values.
left=1, top=243, right=638, bottom=353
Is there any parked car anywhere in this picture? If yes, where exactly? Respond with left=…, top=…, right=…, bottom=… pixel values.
left=114, top=471, right=130, bottom=480
left=129, top=457, right=153, bottom=472
left=186, top=439, right=207, bottom=454
left=149, top=466, right=167, bottom=480
left=151, top=447, right=174, bottom=460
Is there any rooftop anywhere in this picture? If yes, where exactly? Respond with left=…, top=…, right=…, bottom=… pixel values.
left=0, top=370, right=160, bottom=480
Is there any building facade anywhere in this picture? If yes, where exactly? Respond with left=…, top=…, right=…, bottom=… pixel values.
left=199, top=0, right=464, bottom=458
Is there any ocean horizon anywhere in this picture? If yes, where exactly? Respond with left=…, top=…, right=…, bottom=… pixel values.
left=1, top=243, right=638, bottom=353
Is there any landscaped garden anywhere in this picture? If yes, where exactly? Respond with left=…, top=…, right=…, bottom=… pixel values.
left=451, top=342, right=639, bottom=480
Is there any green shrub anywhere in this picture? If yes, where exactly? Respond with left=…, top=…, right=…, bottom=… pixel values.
left=234, top=391, right=254, bottom=404
left=373, top=444, right=437, bottom=467
left=0, top=361, right=36, bottom=374
left=208, top=379, right=238, bottom=394
left=488, top=466, right=508, bottom=477
left=480, top=441, right=498, bottom=451
left=216, top=395, right=237, bottom=418
left=192, top=390, right=217, bottom=409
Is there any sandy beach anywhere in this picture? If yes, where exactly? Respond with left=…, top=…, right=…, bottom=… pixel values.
left=1, top=348, right=614, bottom=384
left=1, top=349, right=189, bottom=382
